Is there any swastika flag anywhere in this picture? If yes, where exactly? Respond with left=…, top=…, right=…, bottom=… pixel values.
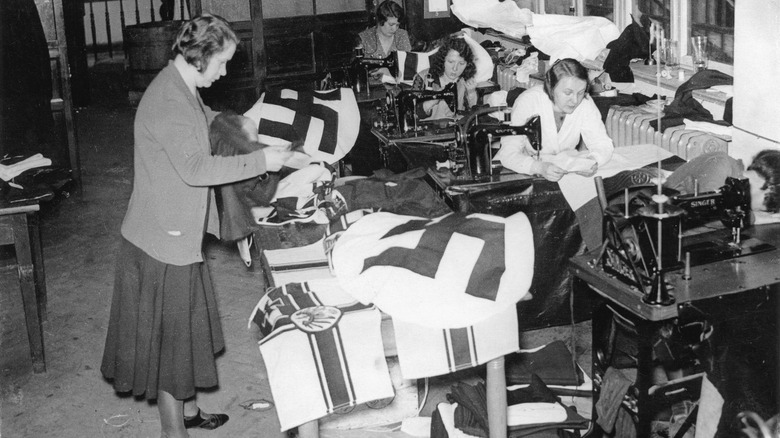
left=331, top=211, right=534, bottom=328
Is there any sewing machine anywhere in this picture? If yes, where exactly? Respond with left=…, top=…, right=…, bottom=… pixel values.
left=598, top=176, right=774, bottom=305
left=316, top=53, right=398, bottom=94
left=375, top=82, right=458, bottom=134
left=454, top=112, right=541, bottom=181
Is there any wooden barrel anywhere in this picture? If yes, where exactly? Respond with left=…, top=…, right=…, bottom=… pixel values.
left=124, top=21, right=184, bottom=92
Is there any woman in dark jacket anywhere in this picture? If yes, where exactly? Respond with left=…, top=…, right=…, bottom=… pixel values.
left=100, top=14, right=289, bottom=437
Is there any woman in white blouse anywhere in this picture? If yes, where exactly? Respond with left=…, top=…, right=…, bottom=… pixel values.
left=496, top=58, right=614, bottom=181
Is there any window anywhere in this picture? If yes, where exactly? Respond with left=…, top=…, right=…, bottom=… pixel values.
left=635, top=0, right=734, bottom=69
left=579, top=0, right=734, bottom=71
left=690, top=0, right=734, bottom=64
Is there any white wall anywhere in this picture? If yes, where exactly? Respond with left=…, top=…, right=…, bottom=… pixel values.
left=730, top=1, right=780, bottom=165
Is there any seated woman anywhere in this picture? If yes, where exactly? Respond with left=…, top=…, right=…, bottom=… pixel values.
left=357, top=0, right=412, bottom=60
left=350, top=0, right=412, bottom=176
left=411, top=35, right=479, bottom=120
left=495, top=58, right=613, bottom=181
left=744, top=149, right=780, bottom=224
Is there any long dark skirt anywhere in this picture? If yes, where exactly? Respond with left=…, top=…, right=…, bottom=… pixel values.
left=101, top=238, right=225, bottom=401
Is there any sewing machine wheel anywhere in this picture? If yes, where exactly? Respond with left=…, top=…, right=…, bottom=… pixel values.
left=602, top=212, right=650, bottom=290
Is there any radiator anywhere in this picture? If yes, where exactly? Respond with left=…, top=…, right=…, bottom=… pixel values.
left=497, top=65, right=519, bottom=91
left=605, top=105, right=728, bottom=160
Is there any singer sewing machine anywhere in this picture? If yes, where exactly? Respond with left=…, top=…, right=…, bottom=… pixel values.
left=598, top=176, right=775, bottom=305
left=454, top=113, right=542, bottom=181
left=316, top=53, right=398, bottom=94
left=374, top=82, right=458, bottom=135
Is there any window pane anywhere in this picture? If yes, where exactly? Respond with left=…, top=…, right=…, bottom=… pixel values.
left=636, top=0, right=671, bottom=36
left=585, top=0, right=614, bottom=19
left=690, top=0, right=735, bottom=64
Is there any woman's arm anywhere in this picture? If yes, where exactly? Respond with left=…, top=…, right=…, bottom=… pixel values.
left=147, top=95, right=270, bottom=187
left=578, top=97, right=614, bottom=166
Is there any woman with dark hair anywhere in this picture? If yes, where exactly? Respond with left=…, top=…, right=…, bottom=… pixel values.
left=746, top=149, right=780, bottom=222
left=100, top=14, right=290, bottom=437
left=496, top=58, right=614, bottom=182
left=411, top=35, right=479, bottom=120
left=357, top=0, right=412, bottom=59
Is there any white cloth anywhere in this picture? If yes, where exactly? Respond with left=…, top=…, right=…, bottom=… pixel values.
left=683, top=119, right=733, bottom=138
left=528, top=13, right=620, bottom=62
left=392, top=304, right=519, bottom=379
left=331, top=211, right=534, bottom=328
left=557, top=144, right=674, bottom=210
left=243, top=88, right=359, bottom=167
left=0, top=153, right=51, bottom=182
left=507, top=403, right=568, bottom=426
left=251, top=278, right=394, bottom=431
left=461, top=29, right=495, bottom=84
left=496, top=86, right=614, bottom=176
left=450, top=0, right=532, bottom=39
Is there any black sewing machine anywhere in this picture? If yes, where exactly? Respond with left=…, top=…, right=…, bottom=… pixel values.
left=377, top=82, right=458, bottom=134
left=316, top=52, right=398, bottom=93
left=454, top=113, right=542, bottom=181
left=599, top=176, right=775, bottom=305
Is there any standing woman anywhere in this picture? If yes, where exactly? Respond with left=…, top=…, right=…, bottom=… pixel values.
left=496, top=58, right=614, bottom=181
left=357, top=0, right=412, bottom=59
left=411, top=35, right=479, bottom=120
left=101, top=15, right=289, bottom=437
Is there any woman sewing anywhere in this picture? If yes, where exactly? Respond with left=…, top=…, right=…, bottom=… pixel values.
left=357, top=0, right=412, bottom=60
left=411, top=34, right=479, bottom=120
left=496, top=58, right=614, bottom=181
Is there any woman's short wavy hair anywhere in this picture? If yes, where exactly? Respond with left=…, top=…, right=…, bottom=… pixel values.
left=428, top=36, right=476, bottom=82
left=543, top=58, right=590, bottom=100
left=376, top=0, right=405, bottom=26
left=172, top=14, right=238, bottom=73
left=747, top=149, right=780, bottom=213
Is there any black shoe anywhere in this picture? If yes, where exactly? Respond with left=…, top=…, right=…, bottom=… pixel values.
left=183, top=408, right=229, bottom=430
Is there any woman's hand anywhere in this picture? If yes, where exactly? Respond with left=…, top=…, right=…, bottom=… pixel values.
left=532, top=161, right=567, bottom=182
left=573, top=161, right=598, bottom=177
left=464, top=78, right=477, bottom=90
left=262, top=146, right=293, bottom=172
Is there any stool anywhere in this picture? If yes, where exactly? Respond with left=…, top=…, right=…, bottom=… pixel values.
left=1, top=203, right=47, bottom=373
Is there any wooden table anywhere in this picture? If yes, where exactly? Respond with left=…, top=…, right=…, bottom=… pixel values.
left=1, top=201, right=47, bottom=373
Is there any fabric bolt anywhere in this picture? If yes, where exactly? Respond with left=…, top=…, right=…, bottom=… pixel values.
left=120, top=62, right=268, bottom=266
left=250, top=279, right=393, bottom=431
left=496, top=86, right=614, bottom=178
left=101, top=238, right=224, bottom=401
left=243, top=88, right=359, bottom=167
left=330, top=211, right=534, bottom=328
left=392, top=304, right=519, bottom=379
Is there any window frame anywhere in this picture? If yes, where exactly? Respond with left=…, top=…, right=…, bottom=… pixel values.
left=571, top=0, right=733, bottom=75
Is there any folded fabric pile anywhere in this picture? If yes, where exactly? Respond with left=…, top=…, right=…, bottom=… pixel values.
left=431, top=376, right=589, bottom=437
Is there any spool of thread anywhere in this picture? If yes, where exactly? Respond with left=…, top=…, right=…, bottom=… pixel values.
left=678, top=70, right=685, bottom=81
